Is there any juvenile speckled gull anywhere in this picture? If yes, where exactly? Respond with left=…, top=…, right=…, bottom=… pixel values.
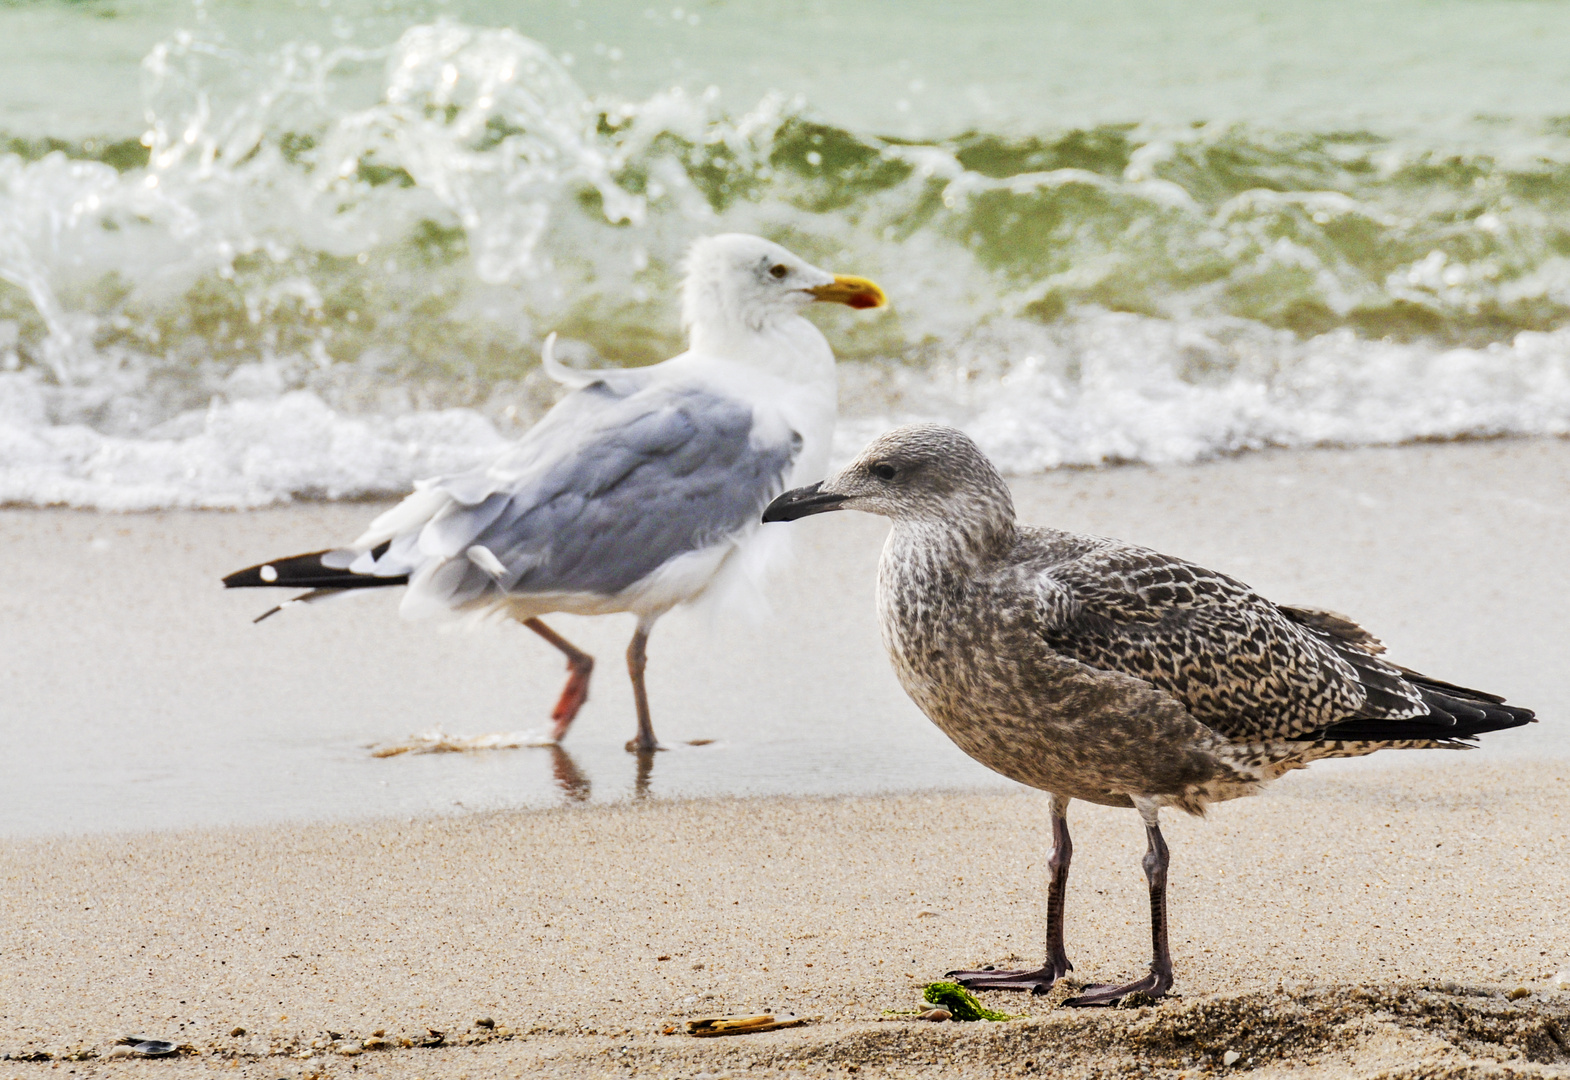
left=224, top=234, right=885, bottom=752
left=763, top=423, right=1534, bottom=1005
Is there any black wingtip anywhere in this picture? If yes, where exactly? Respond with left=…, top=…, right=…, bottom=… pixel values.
left=1297, top=680, right=1536, bottom=744
left=223, top=550, right=408, bottom=591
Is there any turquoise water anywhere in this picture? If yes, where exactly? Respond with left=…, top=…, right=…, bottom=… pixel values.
left=3, top=0, right=1570, bottom=507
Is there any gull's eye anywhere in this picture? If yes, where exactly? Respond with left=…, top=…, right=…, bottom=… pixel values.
left=769, top=263, right=788, bottom=280
left=870, top=462, right=897, bottom=481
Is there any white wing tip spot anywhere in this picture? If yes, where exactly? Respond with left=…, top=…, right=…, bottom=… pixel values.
left=260, top=564, right=278, bottom=582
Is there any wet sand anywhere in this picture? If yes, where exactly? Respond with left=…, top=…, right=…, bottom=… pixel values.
left=0, top=437, right=1565, bottom=837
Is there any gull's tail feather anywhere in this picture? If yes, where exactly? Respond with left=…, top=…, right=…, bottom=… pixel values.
left=223, top=549, right=409, bottom=591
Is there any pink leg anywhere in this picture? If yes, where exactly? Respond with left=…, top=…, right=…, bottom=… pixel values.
left=523, top=618, right=595, bottom=742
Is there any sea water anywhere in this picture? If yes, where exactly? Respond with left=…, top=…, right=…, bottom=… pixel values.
left=3, top=0, right=1570, bottom=509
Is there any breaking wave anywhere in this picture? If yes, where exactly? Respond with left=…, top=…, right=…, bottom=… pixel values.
left=4, top=21, right=1570, bottom=508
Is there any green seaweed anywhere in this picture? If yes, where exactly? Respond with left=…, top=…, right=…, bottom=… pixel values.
left=921, top=981, right=1021, bottom=1022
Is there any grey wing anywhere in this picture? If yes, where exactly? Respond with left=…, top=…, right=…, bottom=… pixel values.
left=1030, top=539, right=1427, bottom=741
left=397, top=378, right=800, bottom=608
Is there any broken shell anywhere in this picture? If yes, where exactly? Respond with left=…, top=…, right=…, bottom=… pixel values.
left=130, top=1040, right=177, bottom=1058
left=918, top=1009, right=951, bottom=1022
left=1223, top=1049, right=1241, bottom=1066
left=105, top=1047, right=134, bottom=1059
left=337, top=1042, right=363, bottom=1056
left=685, top=1013, right=812, bottom=1037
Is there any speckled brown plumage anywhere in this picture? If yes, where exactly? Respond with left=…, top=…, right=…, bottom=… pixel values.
left=762, top=422, right=1535, bottom=1005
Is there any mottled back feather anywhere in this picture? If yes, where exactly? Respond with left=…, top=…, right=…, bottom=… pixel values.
left=1021, top=530, right=1431, bottom=741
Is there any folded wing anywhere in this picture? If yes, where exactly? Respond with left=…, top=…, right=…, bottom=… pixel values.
left=1034, top=542, right=1532, bottom=744
left=348, top=373, right=801, bottom=617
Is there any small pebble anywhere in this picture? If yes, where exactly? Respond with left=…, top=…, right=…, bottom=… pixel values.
left=918, top=1009, right=951, bottom=1022
left=1223, top=1049, right=1241, bottom=1067
left=1553, top=971, right=1570, bottom=991
left=475, top=1018, right=495, bottom=1029
left=1508, top=986, right=1531, bottom=1001
left=337, top=1042, right=363, bottom=1056
left=230, top=1027, right=246, bottom=1037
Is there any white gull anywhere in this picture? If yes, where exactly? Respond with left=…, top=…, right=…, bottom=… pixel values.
left=224, top=234, right=885, bottom=751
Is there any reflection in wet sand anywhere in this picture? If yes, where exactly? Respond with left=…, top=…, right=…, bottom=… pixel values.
left=633, top=748, right=657, bottom=800
left=548, top=744, right=591, bottom=803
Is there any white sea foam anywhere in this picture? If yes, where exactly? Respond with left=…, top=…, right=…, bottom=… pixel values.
left=0, top=376, right=503, bottom=509
left=838, top=315, right=1570, bottom=472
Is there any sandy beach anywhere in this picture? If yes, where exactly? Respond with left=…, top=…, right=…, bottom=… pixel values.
left=2, top=438, right=1568, bottom=1077
left=1, top=762, right=1567, bottom=1078
left=7, top=0, right=1570, bottom=1069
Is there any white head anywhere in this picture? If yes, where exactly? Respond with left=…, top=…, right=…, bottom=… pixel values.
left=680, top=234, right=885, bottom=342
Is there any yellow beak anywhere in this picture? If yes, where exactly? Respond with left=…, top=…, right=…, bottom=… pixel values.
left=807, top=274, right=887, bottom=310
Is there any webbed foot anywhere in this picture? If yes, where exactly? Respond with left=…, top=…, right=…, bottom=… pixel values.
left=946, top=960, right=1071, bottom=995
left=1063, top=967, right=1170, bottom=1007
left=548, top=655, right=594, bottom=741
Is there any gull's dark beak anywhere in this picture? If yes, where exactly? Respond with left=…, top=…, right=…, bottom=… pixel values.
left=762, top=482, right=850, bottom=523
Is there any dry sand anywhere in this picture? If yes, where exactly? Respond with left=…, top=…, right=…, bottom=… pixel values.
left=2, top=437, right=1569, bottom=1077
left=1, top=762, right=1568, bottom=1078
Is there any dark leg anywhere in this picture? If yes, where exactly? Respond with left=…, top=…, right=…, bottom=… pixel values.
left=523, top=618, right=595, bottom=742
left=947, top=794, right=1074, bottom=994
left=1065, top=810, right=1174, bottom=1007
left=625, top=622, right=663, bottom=753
